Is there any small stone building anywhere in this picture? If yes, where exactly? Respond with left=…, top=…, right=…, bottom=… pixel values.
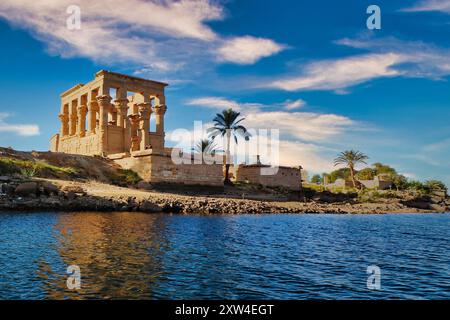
left=235, top=162, right=303, bottom=191
left=50, top=70, right=223, bottom=186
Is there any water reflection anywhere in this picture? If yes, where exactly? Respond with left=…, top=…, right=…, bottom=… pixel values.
left=39, top=212, right=169, bottom=299
left=1, top=213, right=449, bottom=300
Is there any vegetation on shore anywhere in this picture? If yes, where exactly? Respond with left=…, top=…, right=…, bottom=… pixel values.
left=0, top=156, right=78, bottom=178
left=309, top=150, right=447, bottom=201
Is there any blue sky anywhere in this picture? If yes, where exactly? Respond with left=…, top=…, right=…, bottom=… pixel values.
left=0, top=0, right=449, bottom=186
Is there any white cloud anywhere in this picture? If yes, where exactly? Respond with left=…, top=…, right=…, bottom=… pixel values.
left=186, top=97, right=263, bottom=111
left=217, top=36, right=285, bottom=64
left=187, top=97, right=358, bottom=141
left=244, top=111, right=356, bottom=141
left=402, top=0, right=450, bottom=13
left=336, top=36, right=450, bottom=79
left=0, top=0, right=282, bottom=72
left=283, top=99, right=306, bottom=110
left=278, top=140, right=334, bottom=172
left=266, top=53, right=403, bottom=92
left=0, top=113, right=40, bottom=136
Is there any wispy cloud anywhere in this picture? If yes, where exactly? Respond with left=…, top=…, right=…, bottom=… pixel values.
left=187, top=96, right=359, bottom=141
left=336, top=36, right=450, bottom=79
left=283, top=99, right=306, bottom=110
left=402, top=0, right=450, bottom=13
left=264, top=53, right=403, bottom=92
left=217, top=36, right=285, bottom=65
left=186, top=97, right=263, bottom=111
left=0, top=113, right=40, bottom=136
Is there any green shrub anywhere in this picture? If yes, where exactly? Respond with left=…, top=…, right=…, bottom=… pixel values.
left=0, top=157, right=78, bottom=177
left=424, top=180, right=447, bottom=193
left=117, top=169, right=142, bottom=185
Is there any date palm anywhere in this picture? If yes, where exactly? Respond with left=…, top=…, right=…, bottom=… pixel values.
left=334, top=150, right=369, bottom=188
left=208, top=108, right=250, bottom=184
left=194, top=139, right=218, bottom=156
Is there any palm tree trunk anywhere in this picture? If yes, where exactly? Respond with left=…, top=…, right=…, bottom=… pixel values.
left=350, top=166, right=357, bottom=189
left=224, top=130, right=232, bottom=184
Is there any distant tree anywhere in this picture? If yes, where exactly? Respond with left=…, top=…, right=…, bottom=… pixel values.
left=311, top=174, right=322, bottom=184
left=334, top=150, right=369, bottom=188
left=356, top=167, right=376, bottom=180
left=208, top=108, right=250, bottom=184
left=391, top=174, right=408, bottom=191
left=406, top=180, right=428, bottom=193
left=424, top=180, right=448, bottom=193
left=194, top=139, right=218, bottom=156
left=373, top=163, right=397, bottom=176
left=328, top=168, right=350, bottom=183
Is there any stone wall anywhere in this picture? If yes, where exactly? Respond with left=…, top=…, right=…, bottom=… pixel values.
left=236, top=165, right=302, bottom=191
left=113, top=152, right=224, bottom=186
left=58, top=134, right=100, bottom=156
left=49, top=134, right=59, bottom=153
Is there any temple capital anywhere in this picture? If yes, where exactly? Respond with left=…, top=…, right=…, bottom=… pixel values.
left=77, top=105, right=88, bottom=114
left=137, top=102, right=152, bottom=119
left=154, top=104, right=167, bottom=115
left=97, top=95, right=112, bottom=106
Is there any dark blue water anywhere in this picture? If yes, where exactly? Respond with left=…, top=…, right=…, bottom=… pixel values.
left=0, top=212, right=449, bottom=300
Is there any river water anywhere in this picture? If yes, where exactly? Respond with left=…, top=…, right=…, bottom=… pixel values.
left=0, top=212, right=449, bottom=299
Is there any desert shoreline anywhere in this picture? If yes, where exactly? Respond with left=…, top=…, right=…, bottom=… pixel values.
left=1, top=179, right=447, bottom=215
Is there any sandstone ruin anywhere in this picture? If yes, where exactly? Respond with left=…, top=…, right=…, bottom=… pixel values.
left=50, top=70, right=223, bottom=186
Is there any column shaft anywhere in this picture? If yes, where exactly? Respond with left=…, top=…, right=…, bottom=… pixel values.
left=97, top=95, right=112, bottom=155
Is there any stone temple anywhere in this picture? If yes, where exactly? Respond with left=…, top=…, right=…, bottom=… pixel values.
left=50, top=70, right=223, bottom=186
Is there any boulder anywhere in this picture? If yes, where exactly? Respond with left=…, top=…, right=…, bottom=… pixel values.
left=430, top=204, right=446, bottom=212
left=41, top=182, right=59, bottom=196
left=14, top=182, right=38, bottom=197
left=431, top=190, right=447, bottom=198
left=139, top=201, right=162, bottom=213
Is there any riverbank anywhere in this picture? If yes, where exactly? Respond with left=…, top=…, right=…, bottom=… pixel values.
left=1, top=178, right=448, bottom=214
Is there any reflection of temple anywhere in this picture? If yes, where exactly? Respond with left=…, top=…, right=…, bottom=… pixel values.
left=50, top=70, right=167, bottom=156
left=50, top=71, right=223, bottom=186
left=38, top=213, right=168, bottom=299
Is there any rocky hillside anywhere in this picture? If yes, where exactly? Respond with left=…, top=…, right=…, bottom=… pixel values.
left=0, top=147, right=140, bottom=185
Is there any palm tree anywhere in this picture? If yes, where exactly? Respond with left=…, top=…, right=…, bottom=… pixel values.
left=334, top=150, right=369, bottom=188
left=194, top=139, right=218, bottom=156
left=208, top=108, right=250, bottom=184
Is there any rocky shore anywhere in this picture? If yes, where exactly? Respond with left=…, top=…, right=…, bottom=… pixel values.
left=1, top=176, right=449, bottom=214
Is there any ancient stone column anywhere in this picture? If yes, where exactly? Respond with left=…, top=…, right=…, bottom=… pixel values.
left=138, top=102, right=152, bottom=150
left=87, top=100, right=98, bottom=134
left=97, top=95, right=112, bottom=155
left=115, top=98, right=130, bottom=153
left=114, top=99, right=129, bottom=128
left=128, top=114, right=141, bottom=152
left=69, top=100, right=78, bottom=136
left=77, top=105, right=88, bottom=137
left=154, top=104, right=167, bottom=135
left=58, top=113, right=69, bottom=136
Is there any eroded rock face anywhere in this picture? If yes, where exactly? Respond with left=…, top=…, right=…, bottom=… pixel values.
left=14, top=182, right=38, bottom=197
